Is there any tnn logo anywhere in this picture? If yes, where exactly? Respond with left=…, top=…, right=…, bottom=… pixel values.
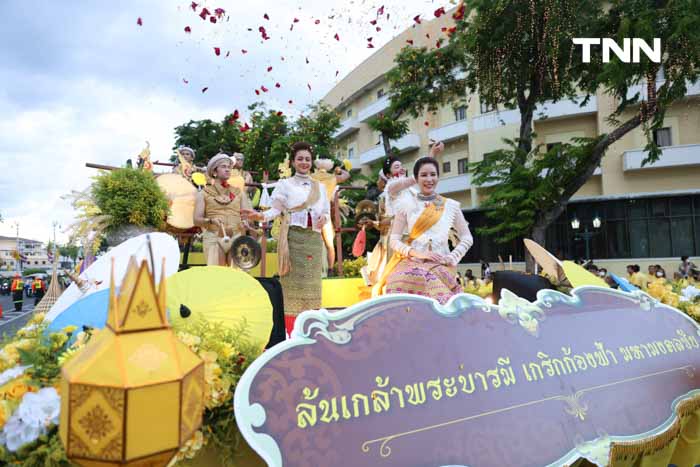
left=573, top=38, right=661, bottom=63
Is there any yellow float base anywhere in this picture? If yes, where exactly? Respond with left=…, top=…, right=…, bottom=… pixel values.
left=321, top=277, right=366, bottom=308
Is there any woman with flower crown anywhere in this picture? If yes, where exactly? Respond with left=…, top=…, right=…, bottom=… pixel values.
left=242, top=142, right=330, bottom=335
left=372, top=153, right=473, bottom=305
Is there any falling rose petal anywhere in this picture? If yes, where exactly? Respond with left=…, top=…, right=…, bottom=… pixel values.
left=406, top=39, right=414, bottom=45
left=136, top=17, right=143, bottom=26
left=184, top=26, right=191, bottom=33
left=225, top=51, right=230, bottom=57
left=434, top=7, right=446, bottom=18
left=241, top=49, right=248, bottom=54
left=447, top=27, right=457, bottom=36
left=214, top=7, right=225, bottom=18
left=275, top=83, right=281, bottom=88
left=288, top=100, right=293, bottom=104
left=334, top=33, right=340, bottom=41
left=264, top=13, right=270, bottom=20
left=441, top=27, right=448, bottom=32
left=261, top=85, right=269, bottom=92
left=267, top=66, right=273, bottom=72
left=240, top=123, right=251, bottom=132
left=201, top=87, right=208, bottom=93
left=259, top=26, right=270, bottom=40
left=413, top=15, right=422, bottom=24
left=183, top=78, right=189, bottom=84
left=376, top=26, right=381, bottom=32
left=293, top=17, right=300, bottom=23
left=367, top=37, right=373, bottom=42
left=276, top=111, right=283, bottom=116
left=378, top=5, right=385, bottom=15
left=306, top=57, right=310, bottom=64
left=191, top=2, right=198, bottom=11
left=255, top=89, right=260, bottom=95
left=453, top=3, right=466, bottom=20
left=307, top=83, right=312, bottom=90
left=214, top=47, right=221, bottom=56
left=210, top=16, right=217, bottom=23
left=335, top=70, right=339, bottom=76
left=370, top=19, right=377, bottom=25
left=199, top=7, right=210, bottom=20
left=426, top=33, right=431, bottom=39
left=436, top=40, right=441, bottom=48
left=424, top=121, right=429, bottom=126
left=314, top=19, right=320, bottom=25
left=232, top=110, right=240, bottom=120
left=281, top=56, right=285, bottom=61
left=367, top=43, right=375, bottom=48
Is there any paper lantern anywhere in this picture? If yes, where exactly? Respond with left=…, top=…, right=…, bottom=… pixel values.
left=60, top=258, right=205, bottom=467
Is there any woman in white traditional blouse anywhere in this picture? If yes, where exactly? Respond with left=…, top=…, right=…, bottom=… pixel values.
left=242, top=142, right=330, bottom=335
left=373, top=156, right=473, bottom=304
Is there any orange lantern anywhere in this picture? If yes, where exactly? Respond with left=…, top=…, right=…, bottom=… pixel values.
left=59, top=258, right=204, bottom=466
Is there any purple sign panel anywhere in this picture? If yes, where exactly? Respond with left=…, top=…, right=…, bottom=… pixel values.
left=234, top=288, right=700, bottom=467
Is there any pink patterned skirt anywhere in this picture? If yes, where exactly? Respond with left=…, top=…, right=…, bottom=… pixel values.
left=385, top=259, right=461, bottom=305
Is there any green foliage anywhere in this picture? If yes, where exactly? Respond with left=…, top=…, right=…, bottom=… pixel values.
left=367, top=114, right=409, bottom=141
left=290, top=103, right=342, bottom=159
left=239, top=103, right=290, bottom=181
left=92, top=168, right=169, bottom=231
left=22, top=268, right=47, bottom=276
left=342, top=257, right=367, bottom=278
left=173, top=119, right=241, bottom=165
left=265, top=239, right=277, bottom=253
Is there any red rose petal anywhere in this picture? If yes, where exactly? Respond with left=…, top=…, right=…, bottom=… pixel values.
left=367, top=43, right=375, bottom=48
left=293, top=18, right=300, bottom=23
left=261, top=85, right=269, bottom=92
left=334, top=33, right=340, bottom=41
left=426, top=33, right=431, bottom=39
left=240, top=123, right=251, bottom=132
left=370, top=19, right=377, bottom=25
left=305, top=57, right=310, bottom=64
left=376, top=26, right=381, bottom=32
left=267, top=66, right=273, bottom=72
left=190, top=2, right=198, bottom=11
left=210, top=16, right=217, bottom=23
left=288, top=100, right=293, bottom=104
left=314, top=19, right=320, bottom=25
left=214, top=47, right=221, bottom=56
left=232, top=110, right=240, bottom=120
left=199, top=7, right=210, bottom=19
left=307, top=83, right=312, bottom=90
left=276, top=111, right=283, bottom=116
left=182, top=78, right=189, bottom=84
left=264, top=13, right=270, bottom=20
left=137, top=17, right=143, bottom=26
left=275, top=83, right=281, bottom=88
left=201, top=87, right=208, bottom=93
left=413, top=15, right=422, bottom=24
left=424, top=121, right=430, bottom=126
left=435, top=40, right=441, bottom=48
left=241, top=49, right=248, bottom=54
left=214, top=8, right=225, bottom=18
left=184, top=26, right=191, bottom=33
left=434, top=7, right=446, bottom=18
left=225, top=51, right=230, bottom=57
left=406, top=39, right=414, bottom=45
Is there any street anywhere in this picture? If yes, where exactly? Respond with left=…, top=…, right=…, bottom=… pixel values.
left=0, top=292, right=35, bottom=339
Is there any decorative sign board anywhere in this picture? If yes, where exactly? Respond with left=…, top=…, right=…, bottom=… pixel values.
left=234, top=288, right=700, bottom=467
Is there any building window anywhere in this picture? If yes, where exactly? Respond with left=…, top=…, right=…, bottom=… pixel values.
left=480, top=100, right=495, bottom=114
left=346, top=108, right=352, bottom=118
left=443, top=161, right=451, bottom=173
left=454, top=106, right=467, bottom=121
left=377, top=88, right=385, bottom=99
left=348, top=147, right=355, bottom=159
left=42, top=261, right=46, bottom=265
left=458, top=158, right=469, bottom=174
left=653, top=127, right=672, bottom=147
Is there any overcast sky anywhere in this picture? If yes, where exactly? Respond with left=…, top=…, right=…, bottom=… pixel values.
left=0, top=0, right=452, bottom=245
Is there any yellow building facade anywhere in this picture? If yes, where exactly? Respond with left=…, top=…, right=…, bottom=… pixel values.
left=322, top=12, right=700, bottom=277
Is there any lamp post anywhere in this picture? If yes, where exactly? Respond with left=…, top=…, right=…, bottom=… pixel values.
left=571, top=216, right=602, bottom=261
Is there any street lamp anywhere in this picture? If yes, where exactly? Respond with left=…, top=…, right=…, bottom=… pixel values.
left=571, top=215, right=602, bottom=261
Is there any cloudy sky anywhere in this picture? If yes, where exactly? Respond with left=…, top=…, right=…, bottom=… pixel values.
left=0, top=0, right=452, bottom=245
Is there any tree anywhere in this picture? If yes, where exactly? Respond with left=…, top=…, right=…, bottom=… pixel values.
left=239, top=103, right=290, bottom=180
left=173, top=119, right=242, bottom=165
left=392, top=0, right=699, bottom=270
left=290, top=103, right=341, bottom=160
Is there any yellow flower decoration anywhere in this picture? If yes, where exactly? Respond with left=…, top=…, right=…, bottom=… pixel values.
left=342, top=158, right=353, bottom=171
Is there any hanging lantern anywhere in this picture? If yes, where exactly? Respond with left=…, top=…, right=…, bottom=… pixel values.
left=59, top=258, right=205, bottom=467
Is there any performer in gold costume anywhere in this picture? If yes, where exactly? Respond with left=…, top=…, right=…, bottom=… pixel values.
left=193, top=153, right=248, bottom=266
left=311, top=158, right=350, bottom=275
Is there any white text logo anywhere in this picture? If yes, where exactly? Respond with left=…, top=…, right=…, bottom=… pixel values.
left=573, top=38, right=661, bottom=63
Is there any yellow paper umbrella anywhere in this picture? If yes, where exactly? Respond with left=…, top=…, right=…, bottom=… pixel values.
left=562, top=261, right=610, bottom=288
left=166, top=267, right=273, bottom=348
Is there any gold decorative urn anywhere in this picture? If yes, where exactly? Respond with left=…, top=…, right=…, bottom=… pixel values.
left=59, top=258, right=205, bottom=466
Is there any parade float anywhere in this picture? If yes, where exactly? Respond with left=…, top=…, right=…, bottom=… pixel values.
left=1, top=154, right=699, bottom=466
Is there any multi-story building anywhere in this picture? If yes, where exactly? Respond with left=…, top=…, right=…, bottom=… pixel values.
left=0, top=236, right=51, bottom=276
left=322, top=12, right=700, bottom=276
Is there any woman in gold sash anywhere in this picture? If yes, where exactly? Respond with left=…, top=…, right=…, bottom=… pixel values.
left=193, top=153, right=248, bottom=266
left=242, top=142, right=330, bottom=335
left=373, top=156, right=473, bottom=305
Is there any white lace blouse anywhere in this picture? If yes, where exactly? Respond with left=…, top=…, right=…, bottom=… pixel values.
left=262, top=175, right=330, bottom=233
left=389, top=193, right=473, bottom=266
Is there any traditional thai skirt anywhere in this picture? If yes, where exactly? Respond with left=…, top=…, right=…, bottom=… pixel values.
left=385, top=258, right=461, bottom=305
left=280, top=226, right=323, bottom=318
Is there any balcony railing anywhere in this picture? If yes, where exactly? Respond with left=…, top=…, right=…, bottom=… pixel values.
left=359, top=134, right=421, bottom=165
left=626, top=80, right=700, bottom=101
left=333, top=118, right=361, bottom=139
left=358, top=95, right=391, bottom=123
left=437, top=174, right=472, bottom=194
left=623, top=144, right=700, bottom=171
left=428, top=120, right=468, bottom=143
left=535, top=96, right=598, bottom=121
